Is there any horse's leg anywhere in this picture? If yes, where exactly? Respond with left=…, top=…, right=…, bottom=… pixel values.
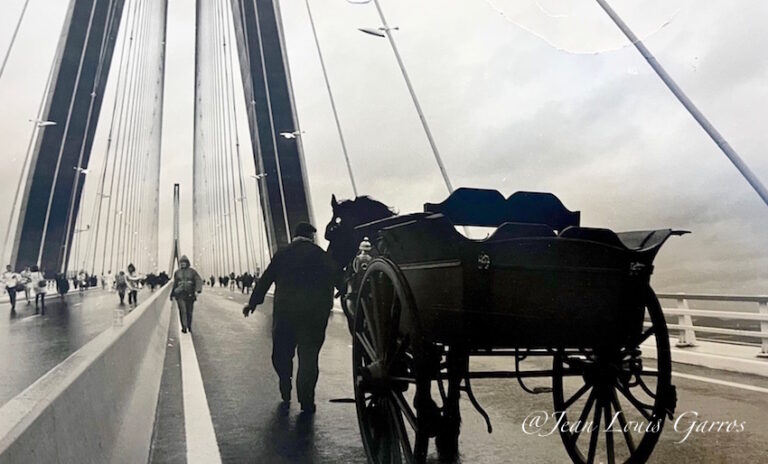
left=413, top=348, right=440, bottom=463
left=436, top=348, right=465, bottom=461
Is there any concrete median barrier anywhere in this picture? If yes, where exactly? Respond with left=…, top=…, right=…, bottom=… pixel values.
left=0, top=283, right=173, bottom=463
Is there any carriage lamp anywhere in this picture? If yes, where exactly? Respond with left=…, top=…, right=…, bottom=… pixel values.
left=353, top=237, right=373, bottom=273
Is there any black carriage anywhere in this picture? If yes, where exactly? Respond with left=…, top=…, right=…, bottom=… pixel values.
left=325, top=188, right=685, bottom=464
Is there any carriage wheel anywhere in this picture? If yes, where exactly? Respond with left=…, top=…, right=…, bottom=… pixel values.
left=552, top=287, right=675, bottom=464
left=352, top=259, right=431, bottom=464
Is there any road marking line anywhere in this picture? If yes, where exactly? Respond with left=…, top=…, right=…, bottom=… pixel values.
left=176, top=302, right=222, bottom=464
left=19, top=314, right=42, bottom=322
left=673, top=372, right=768, bottom=394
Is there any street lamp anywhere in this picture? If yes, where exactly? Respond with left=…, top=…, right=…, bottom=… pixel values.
left=279, top=130, right=305, bottom=139
left=357, top=0, right=453, bottom=193
left=29, top=119, right=57, bottom=127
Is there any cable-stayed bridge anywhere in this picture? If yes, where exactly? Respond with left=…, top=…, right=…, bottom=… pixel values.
left=0, top=1, right=766, bottom=463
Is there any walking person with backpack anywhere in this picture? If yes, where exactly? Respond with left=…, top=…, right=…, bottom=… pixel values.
left=171, top=255, right=203, bottom=333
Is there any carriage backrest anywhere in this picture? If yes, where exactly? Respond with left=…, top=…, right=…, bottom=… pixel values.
left=423, top=188, right=580, bottom=231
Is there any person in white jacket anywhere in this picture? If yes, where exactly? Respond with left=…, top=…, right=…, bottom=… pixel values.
left=125, top=263, right=143, bottom=306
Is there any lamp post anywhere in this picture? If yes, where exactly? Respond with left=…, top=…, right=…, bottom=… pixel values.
left=358, top=0, right=453, bottom=194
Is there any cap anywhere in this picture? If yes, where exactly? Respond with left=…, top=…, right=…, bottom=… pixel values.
left=294, top=222, right=316, bottom=238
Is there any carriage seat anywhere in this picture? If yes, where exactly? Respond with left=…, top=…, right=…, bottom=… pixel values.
left=423, top=188, right=580, bottom=232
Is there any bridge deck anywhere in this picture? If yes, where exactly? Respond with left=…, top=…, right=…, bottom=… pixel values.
left=148, top=288, right=768, bottom=463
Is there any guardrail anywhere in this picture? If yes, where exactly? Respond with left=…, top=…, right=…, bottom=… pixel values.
left=0, top=283, right=173, bottom=463
left=656, top=292, right=768, bottom=358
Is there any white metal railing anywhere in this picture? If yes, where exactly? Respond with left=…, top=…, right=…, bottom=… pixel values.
left=656, top=293, right=768, bottom=358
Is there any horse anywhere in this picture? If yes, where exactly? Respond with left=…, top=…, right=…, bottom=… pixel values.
left=324, top=194, right=396, bottom=270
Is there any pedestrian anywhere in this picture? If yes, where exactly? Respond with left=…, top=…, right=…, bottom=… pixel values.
left=209, top=275, right=215, bottom=287
left=171, top=255, right=203, bottom=333
left=242, top=222, right=339, bottom=413
left=21, top=266, right=32, bottom=305
left=78, top=269, right=88, bottom=294
left=3, top=265, right=21, bottom=314
left=125, top=263, right=142, bottom=306
left=104, top=270, right=115, bottom=292
left=56, top=272, right=69, bottom=297
left=29, top=265, right=47, bottom=315
left=242, top=272, right=253, bottom=294
left=115, top=271, right=127, bottom=304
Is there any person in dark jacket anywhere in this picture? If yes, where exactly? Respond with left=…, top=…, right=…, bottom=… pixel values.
left=243, top=222, right=339, bottom=413
left=171, top=255, right=203, bottom=333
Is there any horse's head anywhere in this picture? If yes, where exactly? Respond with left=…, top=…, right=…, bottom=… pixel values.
left=325, top=194, right=396, bottom=268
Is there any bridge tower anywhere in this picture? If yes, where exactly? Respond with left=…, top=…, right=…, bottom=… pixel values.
left=228, top=0, right=313, bottom=255
left=10, top=0, right=127, bottom=274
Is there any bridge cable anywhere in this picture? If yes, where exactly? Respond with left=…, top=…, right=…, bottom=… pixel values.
left=120, top=6, right=153, bottom=269
left=220, top=0, right=249, bottom=274
left=215, top=0, right=240, bottom=274
left=114, top=2, right=150, bottom=271
left=304, top=0, right=358, bottom=196
left=595, top=0, right=768, bottom=208
left=101, top=0, right=142, bottom=274
left=100, top=0, right=143, bottom=274
left=0, top=0, right=31, bottom=83
left=109, top=0, right=150, bottom=272
left=210, top=3, right=231, bottom=274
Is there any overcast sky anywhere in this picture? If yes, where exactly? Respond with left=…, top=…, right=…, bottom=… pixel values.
left=1, top=0, right=766, bottom=293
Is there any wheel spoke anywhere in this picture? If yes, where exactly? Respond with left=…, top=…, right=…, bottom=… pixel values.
left=386, top=300, right=402, bottom=362
left=603, top=398, right=615, bottom=464
left=356, top=331, right=378, bottom=362
left=571, top=388, right=597, bottom=443
left=388, top=398, right=415, bottom=463
left=587, top=399, right=602, bottom=464
left=359, top=298, right=381, bottom=353
left=391, top=390, right=419, bottom=432
left=635, top=374, right=658, bottom=399
left=564, top=383, right=592, bottom=410
left=610, top=389, right=636, bottom=453
left=615, top=382, right=653, bottom=421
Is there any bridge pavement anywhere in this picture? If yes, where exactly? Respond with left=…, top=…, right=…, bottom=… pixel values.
left=0, top=288, right=152, bottom=407
left=149, top=287, right=768, bottom=463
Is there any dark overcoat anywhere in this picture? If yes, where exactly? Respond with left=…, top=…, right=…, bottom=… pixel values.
left=249, top=239, right=338, bottom=329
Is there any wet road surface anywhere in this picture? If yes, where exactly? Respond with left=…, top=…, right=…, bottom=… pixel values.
left=0, top=288, right=152, bottom=406
left=153, top=287, right=768, bottom=463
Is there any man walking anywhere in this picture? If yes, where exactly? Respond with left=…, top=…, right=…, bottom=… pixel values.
left=3, top=265, right=20, bottom=314
left=171, top=255, right=203, bottom=333
left=243, top=222, right=338, bottom=413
